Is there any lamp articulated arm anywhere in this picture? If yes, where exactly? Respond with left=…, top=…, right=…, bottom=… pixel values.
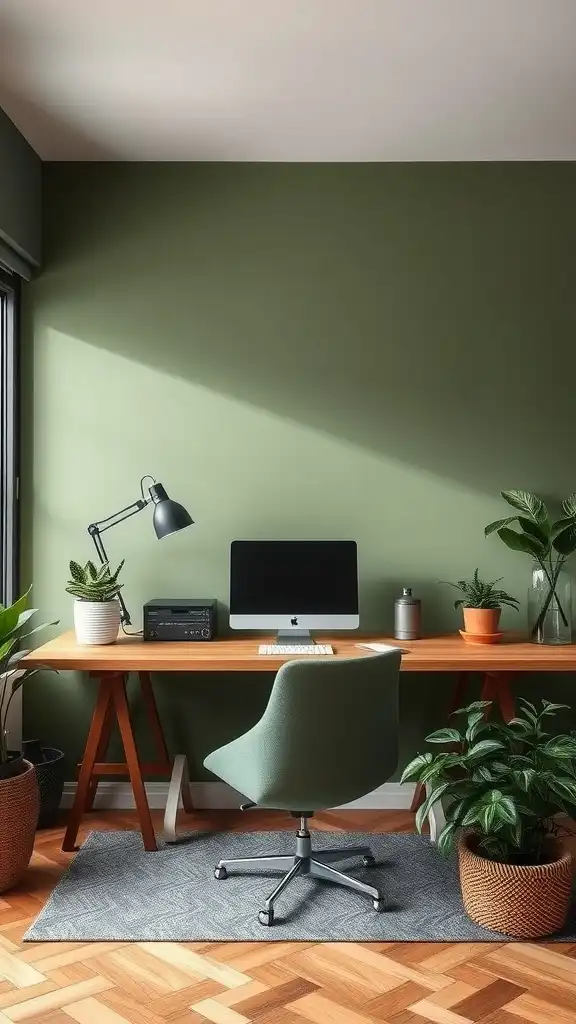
left=87, top=499, right=149, bottom=626
left=85, top=476, right=194, bottom=630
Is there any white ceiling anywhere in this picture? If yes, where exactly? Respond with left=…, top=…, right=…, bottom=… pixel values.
left=1, top=0, right=575, bottom=161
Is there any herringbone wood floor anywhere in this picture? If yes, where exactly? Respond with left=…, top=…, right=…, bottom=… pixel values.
left=1, top=809, right=576, bottom=1023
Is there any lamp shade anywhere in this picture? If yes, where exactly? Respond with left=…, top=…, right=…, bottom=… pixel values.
left=149, top=483, right=194, bottom=539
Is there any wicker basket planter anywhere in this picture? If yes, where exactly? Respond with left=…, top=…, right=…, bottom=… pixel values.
left=458, top=832, right=573, bottom=938
left=0, top=759, right=39, bottom=894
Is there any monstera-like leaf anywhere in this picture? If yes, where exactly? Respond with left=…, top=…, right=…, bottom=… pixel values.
left=561, top=493, right=576, bottom=518
left=497, top=527, right=546, bottom=558
left=553, top=522, right=576, bottom=556
left=500, top=490, right=548, bottom=523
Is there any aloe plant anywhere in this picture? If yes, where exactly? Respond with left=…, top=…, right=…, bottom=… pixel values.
left=402, top=698, right=576, bottom=864
left=65, top=560, right=124, bottom=602
left=485, top=490, right=576, bottom=638
left=442, top=569, right=519, bottom=611
left=0, top=588, right=56, bottom=765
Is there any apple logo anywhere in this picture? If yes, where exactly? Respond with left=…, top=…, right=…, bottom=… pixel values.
left=290, top=616, right=298, bottom=626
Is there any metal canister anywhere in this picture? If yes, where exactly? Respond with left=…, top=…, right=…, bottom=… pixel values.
left=394, top=587, right=421, bottom=640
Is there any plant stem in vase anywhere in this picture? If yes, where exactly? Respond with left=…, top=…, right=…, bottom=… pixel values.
left=529, top=561, right=572, bottom=645
left=486, top=489, right=576, bottom=646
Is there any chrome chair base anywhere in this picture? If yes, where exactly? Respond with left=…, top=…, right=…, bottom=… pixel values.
left=214, top=817, right=383, bottom=925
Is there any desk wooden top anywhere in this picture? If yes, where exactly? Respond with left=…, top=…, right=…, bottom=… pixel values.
left=21, top=631, right=576, bottom=673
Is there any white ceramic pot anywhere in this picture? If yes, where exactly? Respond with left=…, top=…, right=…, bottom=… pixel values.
left=73, top=600, right=120, bottom=645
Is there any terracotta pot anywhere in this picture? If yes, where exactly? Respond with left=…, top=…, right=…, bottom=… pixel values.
left=459, top=629, right=503, bottom=646
left=458, top=832, right=572, bottom=938
left=463, top=607, right=501, bottom=636
left=0, top=760, right=39, bottom=893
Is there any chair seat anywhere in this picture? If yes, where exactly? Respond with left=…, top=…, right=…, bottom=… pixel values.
left=199, top=651, right=401, bottom=924
left=204, top=733, right=263, bottom=805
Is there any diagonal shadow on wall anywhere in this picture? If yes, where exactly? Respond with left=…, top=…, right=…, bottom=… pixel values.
left=33, top=161, right=576, bottom=499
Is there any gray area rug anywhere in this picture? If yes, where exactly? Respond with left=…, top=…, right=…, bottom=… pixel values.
left=25, top=830, right=576, bottom=942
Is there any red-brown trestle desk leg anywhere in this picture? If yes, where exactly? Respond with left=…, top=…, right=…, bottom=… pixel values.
left=63, top=670, right=177, bottom=852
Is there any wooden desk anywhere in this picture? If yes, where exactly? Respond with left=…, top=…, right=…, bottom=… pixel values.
left=23, top=632, right=576, bottom=852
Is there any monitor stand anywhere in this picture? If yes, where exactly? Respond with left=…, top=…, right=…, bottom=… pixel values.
left=275, top=630, right=314, bottom=646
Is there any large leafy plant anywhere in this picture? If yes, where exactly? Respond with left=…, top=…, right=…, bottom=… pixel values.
left=65, top=560, right=124, bottom=602
left=485, top=490, right=576, bottom=637
left=442, top=568, right=519, bottom=611
left=0, top=587, right=56, bottom=765
left=401, top=699, right=576, bottom=864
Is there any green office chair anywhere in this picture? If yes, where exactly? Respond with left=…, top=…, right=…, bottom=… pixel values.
left=203, top=649, right=401, bottom=926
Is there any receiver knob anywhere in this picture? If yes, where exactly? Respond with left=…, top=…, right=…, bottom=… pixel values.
left=201, top=628, right=210, bottom=638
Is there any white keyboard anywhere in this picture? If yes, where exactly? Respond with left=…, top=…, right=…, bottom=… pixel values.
left=258, top=644, right=334, bottom=656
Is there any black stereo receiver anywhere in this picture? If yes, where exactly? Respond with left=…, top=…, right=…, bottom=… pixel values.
left=143, top=599, right=217, bottom=641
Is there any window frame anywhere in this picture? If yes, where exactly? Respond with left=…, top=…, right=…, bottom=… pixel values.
left=0, top=267, right=20, bottom=606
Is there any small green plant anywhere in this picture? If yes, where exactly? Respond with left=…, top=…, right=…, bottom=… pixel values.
left=401, top=699, right=576, bottom=864
left=441, top=569, right=519, bottom=610
left=0, top=587, right=56, bottom=765
left=65, top=560, right=124, bottom=602
left=485, top=490, right=576, bottom=639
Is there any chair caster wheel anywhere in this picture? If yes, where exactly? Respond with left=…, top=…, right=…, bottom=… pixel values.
left=214, top=866, right=228, bottom=880
left=258, top=908, right=274, bottom=926
left=362, top=854, right=376, bottom=867
left=373, top=898, right=384, bottom=912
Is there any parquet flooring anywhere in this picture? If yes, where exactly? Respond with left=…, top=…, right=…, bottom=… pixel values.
left=1, top=809, right=576, bottom=1022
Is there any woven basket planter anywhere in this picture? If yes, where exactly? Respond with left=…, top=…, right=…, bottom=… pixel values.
left=458, top=832, right=573, bottom=938
left=0, top=759, right=39, bottom=894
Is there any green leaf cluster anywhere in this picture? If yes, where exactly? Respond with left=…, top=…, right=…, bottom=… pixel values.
left=485, top=490, right=576, bottom=638
left=401, top=699, right=576, bottom=864
left=65, top=560, right=124, bottom=603
left=485, top=490, right=576, bottom=560
left=0, top=587, right=58, bottom=765
left=441, top=568, right=519, bottom=610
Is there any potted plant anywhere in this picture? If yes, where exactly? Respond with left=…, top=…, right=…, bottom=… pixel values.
left=66, top=560, right=124, bottom=645
left=485, top=489, right=576, bottom=645
left=0, top=588, right=54, bottom=892
left=441, top=568, right=519, bottom=643
left=22, top=739, right=66, bottom=828
left=401, top=698, right=576, bottom=938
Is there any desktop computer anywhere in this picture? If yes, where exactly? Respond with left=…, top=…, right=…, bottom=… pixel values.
left=229, top=540, right=359, bottom=653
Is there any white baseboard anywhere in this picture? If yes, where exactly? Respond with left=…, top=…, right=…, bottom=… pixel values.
left=61, top=780, right=416, bottom=812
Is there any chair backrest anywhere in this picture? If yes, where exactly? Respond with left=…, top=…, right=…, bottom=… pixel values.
left=252, top=650, right=401, bottom=811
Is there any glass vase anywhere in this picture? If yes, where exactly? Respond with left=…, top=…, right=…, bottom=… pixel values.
left=528, top=562, right=572, bottom=645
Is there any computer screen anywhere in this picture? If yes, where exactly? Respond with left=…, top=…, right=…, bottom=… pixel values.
left=229, top=540, right=359, bottom=631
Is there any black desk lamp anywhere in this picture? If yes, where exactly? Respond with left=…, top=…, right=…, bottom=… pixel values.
left=87, top=475, right=193, bottom=626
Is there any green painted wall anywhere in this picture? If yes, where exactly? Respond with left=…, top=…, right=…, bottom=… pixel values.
left=23, top=163, right=576, bottom=780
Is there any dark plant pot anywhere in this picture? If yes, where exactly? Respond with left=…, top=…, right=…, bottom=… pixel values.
left=23, top=746, right=66, bottom=828
left=0, top=752, right=26, bottom=780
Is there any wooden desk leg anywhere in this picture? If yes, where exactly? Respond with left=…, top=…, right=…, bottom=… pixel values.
left=112, top=674, right=157, bottom=852
left=481, top=671, right=515, bottom=723
left=139, top=670, right=194, bottom=814
left=139, top=672, right=170, bottom=764
left=410, top=784, right=426, bottom=814
left=85, top=698, right=115, bottom=812
left=410, top=774, right=432, bottom=818
left=410, top=671, right=469, bottom=815
left=62, top=675, right=115, bottom=852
